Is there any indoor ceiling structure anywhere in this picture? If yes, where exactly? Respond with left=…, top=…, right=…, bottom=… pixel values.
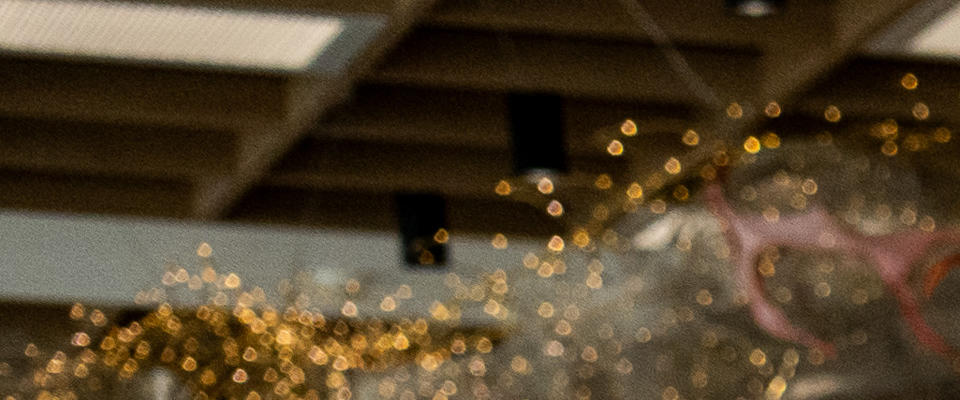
left=5, top=2, right=960, bottom=399
left=0, top=0, right=955, bottom=239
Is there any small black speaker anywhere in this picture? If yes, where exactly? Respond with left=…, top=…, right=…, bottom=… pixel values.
left=396, top=193, right=448, bottom=267
left=508, top=93, right=567, bottom=176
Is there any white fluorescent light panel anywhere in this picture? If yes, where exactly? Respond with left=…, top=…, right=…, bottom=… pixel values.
left=909, top=2, right=960, bottom=58
left=0, top=0, right=344, bottom=71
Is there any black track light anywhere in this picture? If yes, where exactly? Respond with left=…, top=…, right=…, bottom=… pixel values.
left=507, top=93, right=567, bottom=177
left=395, top=193, right=448, bottom=267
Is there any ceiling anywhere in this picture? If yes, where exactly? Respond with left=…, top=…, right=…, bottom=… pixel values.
left=0, top=0, right=953, bottom=239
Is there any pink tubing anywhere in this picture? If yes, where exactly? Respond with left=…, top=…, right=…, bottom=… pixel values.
left=705, top=183, right=960, bottom=359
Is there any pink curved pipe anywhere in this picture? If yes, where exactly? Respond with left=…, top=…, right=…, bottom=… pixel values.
left=705, top=183, right=960, bottom=359
left=924, top=254, right=960, bottom=299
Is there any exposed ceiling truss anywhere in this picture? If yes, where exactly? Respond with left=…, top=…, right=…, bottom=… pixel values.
left=0, top=0, right=953, bottom=238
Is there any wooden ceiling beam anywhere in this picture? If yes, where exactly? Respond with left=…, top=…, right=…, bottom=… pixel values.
left=316, top=85, right=696, bottom=155
left=228, top=187, right=566, bottom=237
left=428, top=0, right=816, bottom=49
left=267, top=138, right=623, bottom=199
left=590, top=0, right=926, bottom=232
left=795, top=56, right=960, bottom=124
left=427, top=0, right=927, bottom=107
left=189, top=0, right=440, bottom=220
left=0, top=83, right=693, bottom=188
left=367, top=27, right=761, bottom=103
left=108, top=0, right=402, bottom=15
left=0, top=57, right=288, bottom=132
left=0, top=0, right=935, bottom=234
left=0, top=116, right=238, bottom=179
left=620, top=0, right=927, bottom=177
left=0, top=170, right=192, bottom=218
left=755, top=0, right=925, bottom=109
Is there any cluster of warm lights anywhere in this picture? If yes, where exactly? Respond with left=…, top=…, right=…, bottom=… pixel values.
left=10, top=249, right=512, bottom=400
left=8, top=72, right=960, bottom=400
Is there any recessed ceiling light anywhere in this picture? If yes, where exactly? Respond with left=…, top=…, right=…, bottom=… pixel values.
left=0, top=0, right=344, bottom=71
left=726, top=0, right=784, bottom=18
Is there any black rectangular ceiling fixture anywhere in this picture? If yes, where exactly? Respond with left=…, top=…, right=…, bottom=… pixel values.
left=508, top=93, right=568, bottom=176
left=395, top=193, right=448, bottom=267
